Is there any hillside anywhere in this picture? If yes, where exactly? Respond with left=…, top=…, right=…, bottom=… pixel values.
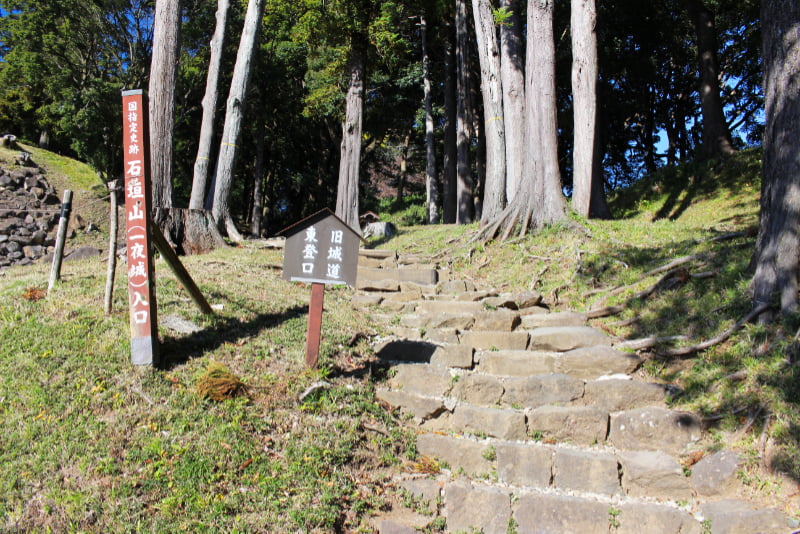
left=0, top=148, right=798, bottom=531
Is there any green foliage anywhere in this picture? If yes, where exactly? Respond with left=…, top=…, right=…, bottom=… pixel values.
left=493, top=6, right=513, bottom=26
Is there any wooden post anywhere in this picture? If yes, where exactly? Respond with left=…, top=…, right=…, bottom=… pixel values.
left=104, top=179, right=120, bottom=315
left=122, top=89, right=159, bottom=366
left=305, top=282, right=325, bottom=368
left=48, top=189, right=72, bottom=292
left=149, top=219, right=213, bottom=315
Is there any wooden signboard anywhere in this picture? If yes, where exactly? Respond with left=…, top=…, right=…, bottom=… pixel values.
left=280, top=209, right=360, bottom=367
left=121, top=89, right=159, bottom=366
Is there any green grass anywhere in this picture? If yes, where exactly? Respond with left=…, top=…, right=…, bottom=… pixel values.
left=0, top=245, right=410, bottom=532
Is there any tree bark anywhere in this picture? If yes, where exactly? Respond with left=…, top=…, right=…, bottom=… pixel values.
left=335, top=32, right=367, bottom=232
left=396, top=129, right=412, bottom=204
left=472, top=0, right=506, bottom=223
left=476, top=0, right=567, bottom=242
left=500, top=0, right=525, bottom=204
left=570, top=0, right=601, bottom=218
left=686, top=0, right=736, bottom=159
left=751, top=0, right=800, bottom=318
left=211, top=0, right=265, bottom=241
left=527, top=0, right=567, bottom=227
left=250, top=125, right=267, bottom=237
left=443, top=25, right=458, bottom=224
left=455, top=0, right=474, bottom=224
left=189, top=0, right=229, bottom=210
left=148, top=0, right=180, bottom=211
left=421, top=15, right=440, bottom=224
left=153, top=208, right=227, bottom=255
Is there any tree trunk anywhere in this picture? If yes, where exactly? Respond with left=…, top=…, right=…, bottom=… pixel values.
left=570, top=0, right=600, bottom=218
left=686, top=0, right=736, bottom=159
left=149, top=0, right=180, bottom=211
left=335, top=33, right=367, bottom=232
left=421, top=15, right=440, bottom=224
left=396, top=129, right=412, bottom=205
left=455, top=0, right=474, bottom=224
left=211, top=0, right=265, bottom=241
left=189, top=0, right=229, bottom=210
left=477, top=0, right=567, bottom=241
left=472, top=0, right=506, bottom=223
left=500, top=0, right=525, bottom=204
left=153, top=208, right=227, bottom=255
left=250, top=126, right=267, bottom=237
left=443, top=25, right=458, bottom=224
left=527, top=0, right=567, bottom=227
left=751, top=0, right=800, bottom=318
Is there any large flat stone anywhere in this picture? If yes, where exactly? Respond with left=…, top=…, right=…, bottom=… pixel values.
left=691, top=450, right=742, bottom=497
left=477, top=350, right=557, bottom=376
left=449, top=404, right=527, bottom=441
left=527, top=406, right=609, bottom=445
left=609, top=408, right=702, bottom=454
left=618, top=450, right=692, bottom=500
left=473, top=310, right=521, bottom=331
left=459, top=330, right=530, bottom=351
left=528, top=326, right=615, bottom=351
left=451, top=374, right=504, bottom=406
left=521, top=311, right=587, bottom=328
left=430, top=344, right=474, bottom=369
left=388, top=364, right=452, bottom=397
left=699, top=500, right=788, bottom=534
left=502, top=374, right=585, bottom=409
left=424, top=328, right=460, bottom=344
left=496, top=442, right=553, bottom=487
left=553, top=448, right=621, bottom=496
left=513, top=493, right=608, bottom=533
left=555, top=346, right=642, bottom=379
left=418, top=313, right=476, bottom=330
left=375, top=388, right=448, bottom=421
left=416, top=300, right=485, bottom=314
left=615, top=503, right=702, bottom=534
left=583, top=378, right=669, bottom=411
left=416, top=433, right=492, bottom=475
left=397, top=477, right=442, bottom=514
left=358, top=266, right=438, bottom=286
left=445, top=482, right=511, bottom=534
left=356, top=278, right=400, bottom=292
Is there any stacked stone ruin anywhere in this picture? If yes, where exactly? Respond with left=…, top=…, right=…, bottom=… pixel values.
left=353, top=249, right=793, bottom=534
left=0, top=165, right=61, bottom=269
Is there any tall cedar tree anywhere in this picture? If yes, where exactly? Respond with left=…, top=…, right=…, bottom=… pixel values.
left=148, top=0, right=180, bottom=211
left=211, top=0, right=266, bottom=241
left=751, top=0, right=800, bottom=317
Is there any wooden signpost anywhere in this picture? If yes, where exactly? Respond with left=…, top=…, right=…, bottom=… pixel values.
left=121, top=89, right=159, bottom=366
left=280, top=209, right=360, bottom=368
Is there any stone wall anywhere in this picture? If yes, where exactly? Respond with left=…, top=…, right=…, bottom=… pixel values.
left=0, top=165, right=61, bottom=268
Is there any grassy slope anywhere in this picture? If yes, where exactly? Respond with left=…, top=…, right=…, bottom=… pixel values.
left=0, top=147, right=797, bottom=531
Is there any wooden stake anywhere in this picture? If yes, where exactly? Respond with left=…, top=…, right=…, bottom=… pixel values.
left=305, top=282, right=325, bottom=368
left=48, top=189, right=72, bottom=292
left=104, top=180, right=120, bottom=314
left=149, top=218, right=213, bottom=315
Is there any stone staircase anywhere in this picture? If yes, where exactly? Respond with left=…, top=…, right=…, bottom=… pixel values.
left=352, top=249, right=793, bottom=534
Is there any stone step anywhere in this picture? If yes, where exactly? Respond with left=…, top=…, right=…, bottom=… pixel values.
left=389, top=477, right=790, bottom=534
left=357, top=266, right=439, bottom=288
left=380, top=363, right=671, bottom=413
left=374, top=338, right=644, bottom=379
left=402, top=434, right=790, bottom=534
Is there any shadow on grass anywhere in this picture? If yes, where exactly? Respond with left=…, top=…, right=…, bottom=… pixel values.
left=579, top=231, right=799, bottom=484
left=158, top=303, right=307, bottom=370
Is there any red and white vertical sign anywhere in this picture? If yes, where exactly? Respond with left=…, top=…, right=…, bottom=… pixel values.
left=121, top=89, right=158, bottom=365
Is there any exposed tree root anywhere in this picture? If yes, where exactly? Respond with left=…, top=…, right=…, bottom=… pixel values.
left=655, top=302, right=772, bottom=358
left=615, top=335, right=690, bottom=351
